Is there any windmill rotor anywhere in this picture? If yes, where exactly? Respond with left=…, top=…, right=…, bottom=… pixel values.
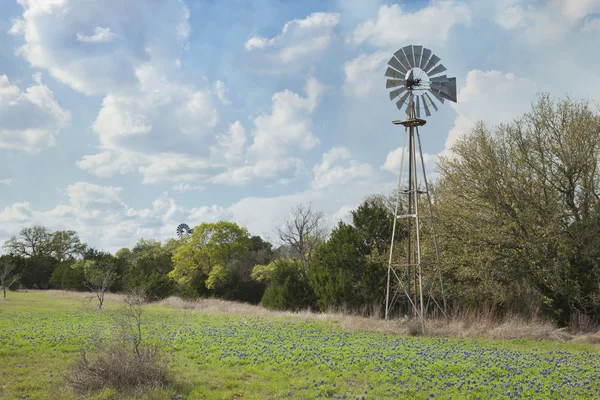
left=385, top=44, right=456, bottom=118
left=176, top=223, right=193, bottom=238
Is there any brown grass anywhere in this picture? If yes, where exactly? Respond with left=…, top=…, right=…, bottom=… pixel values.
left=41, top=290, right=600, bottom=344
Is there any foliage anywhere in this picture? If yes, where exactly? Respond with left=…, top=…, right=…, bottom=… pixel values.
left=76, top=258, right=118, bottom=309
left=351, top=193, right=396, bottom=256
left=261, top=258, right=315, bottom=311
left=49, top=260, right=86, bottom=291
left=308, top=221, right=385, bottom=311
left=436, top=94, right=600, bottom=325
left=169, top=221, right=254, bottom=298
left=251, top=260, right=277, bottom=282
left=3, top=225, right=54, bottom=258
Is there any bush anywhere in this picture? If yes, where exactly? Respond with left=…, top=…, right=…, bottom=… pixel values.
left=66, top=342, right=167, bottom=391
left=261, top=259, right=315, bottom=311
left=66, top=290, right=169, bottom=392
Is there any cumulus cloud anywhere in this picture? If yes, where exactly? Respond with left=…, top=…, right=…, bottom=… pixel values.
left=210, top=77, right=324, bottom=185
left=495, top=0, right=600, bottom=44
left=347, top=1, right=471, bottom=47
left=343, top=51, right=389, bottom=96
left=443, top=70, right=537, bottom=155
left=0, top=73, right=70, bottom=152
left=245, top=12, right=340, bottom=72
left=76, top=27, right=116, bottom=43
left=10, top=0, right=190, bottom=95
left=312, top=147, right=374, bottom=190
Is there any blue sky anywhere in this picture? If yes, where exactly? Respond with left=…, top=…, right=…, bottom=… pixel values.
left=1, top=0, right=599, bottom=252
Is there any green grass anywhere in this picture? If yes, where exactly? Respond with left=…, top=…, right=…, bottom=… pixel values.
left=1, top=291, right=599, bottom=399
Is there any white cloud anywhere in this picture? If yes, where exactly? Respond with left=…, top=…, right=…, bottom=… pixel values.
left=214, top=80, right=230, bottom=105
left=172, top=183, right=204, bottom=193
left=343, top=51, right=389, bottom=96
left=312, top=147, right=374, bottom=190
left=76, top=26, right=116, bottom=43
left=495, top=0, right=600, bottom=44
left=347, top=2, right=471, bottom=47
left=0, top=73, right=70, bottom=152
left=443, top=70, right=537, bottom=155
left=245, top=12, right=340, bottom=72
left=0, top=179, right=12, bottom=185
left=10, top=0, right=190, bottom=95
left=583, top=17, right=600, bottom=32
left=65, top=182, right=123, bottom=209
left=211, top=77, right=324, bottom=185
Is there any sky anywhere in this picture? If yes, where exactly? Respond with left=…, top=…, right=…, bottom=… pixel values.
left=0, top=0, right=599, bottom=253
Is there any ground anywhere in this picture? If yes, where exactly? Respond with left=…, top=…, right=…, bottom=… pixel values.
left=0, top=291, right=599, bottom=399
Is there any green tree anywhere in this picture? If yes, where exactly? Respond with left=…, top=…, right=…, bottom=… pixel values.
left=435, top=94, right=600, bottom=325
left=50, top=230, right=87, bottom=262
left=308, top=221, right=385, bottom=312
left=169, top=221, right=252, bottom=297
left=0, top=255, right=20, bottom=298
left=3, top=226, right=53, bottom=258
left=261, top=259, right=315, bottom=311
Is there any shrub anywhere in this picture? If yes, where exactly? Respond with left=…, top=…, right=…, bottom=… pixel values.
left=66, top=289, right=168, bottom=392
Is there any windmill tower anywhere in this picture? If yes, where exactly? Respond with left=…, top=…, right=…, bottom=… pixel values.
left=384, top=45, right=456, bottom=329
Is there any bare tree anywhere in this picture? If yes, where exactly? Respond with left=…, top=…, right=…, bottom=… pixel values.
left=276, top=203, right=327, bottom=268
left=82, top=260, right=117, bottom=309
left=0, top=257, right=20, bottom=298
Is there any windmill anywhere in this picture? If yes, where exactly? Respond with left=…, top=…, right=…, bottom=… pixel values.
left=384, top=45, right=454, bottom=329
left=176, top=223, right=193, bottom=238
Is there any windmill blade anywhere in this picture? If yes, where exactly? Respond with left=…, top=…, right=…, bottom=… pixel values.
left=423, top=54, right=441, bottom=73
left=428, top=63, right=447, bottom=77
left=388, top=56, right=408, bottom=75
left=424, top=92, right=438, bottom=112
left=434, top=78, right=457, bottom=102
left=386, top=79, right=405, bottom=89
left=420, top=48, right=432, bottom=68
left=393, top=49, right=411, bottom=70
left=385, top=67, right=404, bottom=80
left=402, top=45, right=415, bottom=67
left=413, top=45, right=423, bottom=69
left=396, top=91, right=410, bottom=111
left=422, top=95, right=432, bottom=116
left=428, top=89, right=445, bottom=104
left=430, top=75, right=449, bottom=83
left=415, top=95, right=421, bottom=118
left=389, top=87, right=406, bottom=101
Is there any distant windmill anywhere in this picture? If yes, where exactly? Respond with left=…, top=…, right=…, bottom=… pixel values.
left=176, top=223, right=193, bottom=238
left=384, top=45, right=453, bottom=329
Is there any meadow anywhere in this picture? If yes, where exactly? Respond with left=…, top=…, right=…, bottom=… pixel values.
left=1, top=291, right=599, bottom=399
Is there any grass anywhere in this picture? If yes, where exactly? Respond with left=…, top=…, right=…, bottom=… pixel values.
left=1, top=291, right=599, bottom=399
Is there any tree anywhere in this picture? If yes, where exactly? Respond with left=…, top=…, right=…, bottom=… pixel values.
left=308, top=221, right=385, bottom=312
left=276, top=203, right=327, bottom=268
left=435, top=94, right=600, bottom=325
left=351, top=194, right=399, bottom=257
left=261, top=259, right=315, bottom=311
left=50, top=230, right=86, bottom=262
left=169, top=221, right=252, bottom=297
left=3, top=225, right=53, bottom=258
left=0, top=256, right=20, bottom=298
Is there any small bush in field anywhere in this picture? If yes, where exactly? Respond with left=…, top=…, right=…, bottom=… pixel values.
left=66, top=289, right=168, bottom=392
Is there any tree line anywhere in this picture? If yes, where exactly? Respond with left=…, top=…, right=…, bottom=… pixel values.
left=1, top=94, right=599, bottom=327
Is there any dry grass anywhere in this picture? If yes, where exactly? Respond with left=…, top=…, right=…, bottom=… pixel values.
left=40, top=290, right=600, bottom=344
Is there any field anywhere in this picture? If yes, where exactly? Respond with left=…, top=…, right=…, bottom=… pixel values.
left=1, top=292, right=599, bottom=399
